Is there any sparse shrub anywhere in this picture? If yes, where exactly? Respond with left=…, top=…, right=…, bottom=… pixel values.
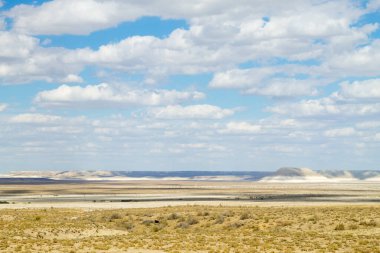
left=229, top=221, right=244, bottom=228
left=360, top=219, right=377, bottom=227
left=277, top=220, right=292, bottom=227
left=223, top=210, right=234, bottom=217
left=168, top=213, right=180, bottom=220
left=251, top=225, right=260, bottom=231
left=214, top=215, right=225, bottom=224
left=151, top=224, right=164, bottom=232
left=142, top=220, right=155, bottom=226
left=110, top=213, right=122, bottom=220
left=335, top=224, right=345, bottom=231
left=240, top=212, right=250, bottom=220
left=177, top=222, right=189, bottom=229
left=348, top=224, right=358, bottom=230
left=197, top=211, right=210, bottom=216
left=117, top=221, right=134, bottom=230
left=187, top=216, right=199, bottom=225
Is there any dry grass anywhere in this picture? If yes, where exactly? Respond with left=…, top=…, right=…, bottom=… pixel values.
left=0, top=205, right=379, bottom=252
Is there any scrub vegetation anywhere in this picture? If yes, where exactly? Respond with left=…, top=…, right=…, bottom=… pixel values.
left=0, top=205, right=379, bottom=252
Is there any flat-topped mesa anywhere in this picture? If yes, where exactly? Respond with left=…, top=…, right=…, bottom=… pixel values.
left=275, top=167, right=321, bottom=177
left=260, top=167, right=331, bottom=183
left=2, top=169, right=380, bottom=182
left=260, top=167, right=380, bottom=182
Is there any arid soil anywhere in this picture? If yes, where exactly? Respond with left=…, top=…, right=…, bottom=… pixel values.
left=0, top=180, right=379, bottom=252
left=0, top=205, right=379, bottom=252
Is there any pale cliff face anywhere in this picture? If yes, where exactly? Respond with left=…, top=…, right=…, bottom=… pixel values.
left=261, top=167, right=380, bottom=182
left=275, top=167, right=320, bottom=177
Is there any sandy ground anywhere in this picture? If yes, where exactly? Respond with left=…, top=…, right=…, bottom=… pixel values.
left=1, top=200, right=379, bottom=210
left=1, top=180, right=379, bottom=252
left=1, top=180, right=379, bottom=211
left=1, top=204, right=379, bottom=253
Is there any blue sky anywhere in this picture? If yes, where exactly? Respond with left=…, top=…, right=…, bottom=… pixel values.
left=0, top=0, right=380, bottom=172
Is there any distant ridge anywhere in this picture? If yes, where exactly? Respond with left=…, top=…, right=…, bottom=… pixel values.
left=1, top=170, right=271, bottom=181
left=1, top=169, right=379, bottom=182
left=260, top=167, right=380, bottom=182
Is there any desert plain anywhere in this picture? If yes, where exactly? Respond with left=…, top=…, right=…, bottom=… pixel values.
left=0, top=178, right=379, bottom=252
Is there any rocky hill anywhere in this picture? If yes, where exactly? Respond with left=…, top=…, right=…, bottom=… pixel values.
left=260, top=167, right=380, bottom=182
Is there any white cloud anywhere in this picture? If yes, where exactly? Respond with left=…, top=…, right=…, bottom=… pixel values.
left=269, top=98, right=380, bottom=117
left=324, top=127, right=356, bottom=137
left=209, top=66, right=322, bottom=97
left=7, top=0, right=129, bottom=35
left=0, top=110, right=378, bottom=171
left=0, top=32, right=37, bottom=58
left=326, top=40, right=380, bottom=77
left=76, top=32, right=235, bottom=75
left=76, top=7, right=369, bottom=78
left=61, top=74, right=83, bottom=83
left=356, top=121, right=380, bottom=129
left=245, top=78, right=319, bottom=97
left=269, top=78, right=380, bottom=117
left=9, top=113, right=62, bottom=123
left=209, top=68, right=274, bottom=89
left=148, top=104, right=234, bottom=119
left=36, top=126, right=84, bottom=134
left=6, top=0, right=333, bottom=36
left=9, top=0, right=284, bottom=36
left=220, top=121, right=261, bottom=134
left=0, top=31, right=83, bottom=84
left=6, top=0, right=365, bottom=45
left=35, top=83, right=205, bottom=107
left=336, top=79, right=380, bottom=100
left=0, top=0, right=376, bottom=85
left=179, top=143, right=226, bottom=151
left=258, top=144, right=302, bottom=153
left=0, top=103, right=7, bottom=112
left=368, top=0, right=380, bottom=10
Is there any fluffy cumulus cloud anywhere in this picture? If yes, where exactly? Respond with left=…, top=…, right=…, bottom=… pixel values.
left=336, top=79, right=380, bottom=100
left=6, top=0, right=245, bottom=35
left=0, top=31, right=83, bottom=84
left=0, top=0, right=373, bottom=82
left=148, top=104, right=234, bottom=119
left=9, top=113, right=62, bottom=123
left=34, top=83, right=205, bottom=107
left=356, top=121, right=380, bottom=129
left=269, top=98, right=380, bottom=117
left=245, top=79, right=319, bottom=97
left=324, top=127, right=356, bottom=137
left=209, top=66, right=322, bottom=97
left=220, top=122, right=262, bottom=134
left=178, top=143, right=226, bottom=152
left=7, top=0, right=132, bottom=35
left=326, top=40, right=380, bottom=77
left=269, top=79, right=380, bottom=117
left=0, top=110, right=379, bottom=170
